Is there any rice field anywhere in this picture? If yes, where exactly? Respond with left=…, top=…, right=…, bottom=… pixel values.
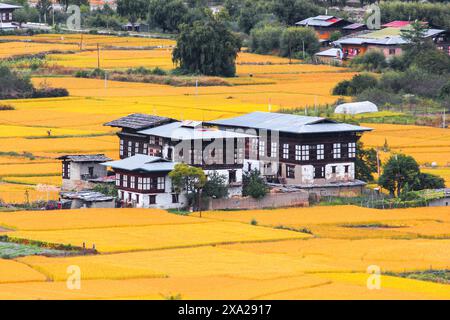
left=0, top=207, right=448, bottom=299
left=0, top=33, right=449, bottom=299
left=361, top=123, right=450, bottom=167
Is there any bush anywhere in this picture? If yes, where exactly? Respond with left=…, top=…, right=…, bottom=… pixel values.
left=280, top=27, right=320, bottom=59
left=332, top=80, right=351, bottom=96
left=32, top=87, right=69, bottom=98
left=412, top=173, right=446, bottom=191
left=350, top=50, right=387, bottom=72
left=243, top=169, right=268, bottom=199
left=333, top=74, right=378, bottom=96
left=0, top=104, right=15, bottom=111
left=249, top=24, right=283, bottom=55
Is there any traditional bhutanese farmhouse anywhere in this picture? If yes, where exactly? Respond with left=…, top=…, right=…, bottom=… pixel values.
left=334, top=25, right=448, bottom=60
left=104, top=113, right=175, bottom=159
left=102, top=155, right=182, bottom=209
left=207, top=112, right=372, bottom=196
left=58, top=154, right=112, bottom=191
left=0, top=3, right=21, bottom=30
left=314, top=48, right=343, bottom=64
left=102, top=119, right=254, bottom=208
left=67, top=112, right=373, bottom=208
left=296, top=15, right=353, bottom=41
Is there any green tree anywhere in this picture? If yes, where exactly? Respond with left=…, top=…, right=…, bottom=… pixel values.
left=169, top=163, right=206, bottom=211
left=333, top=73, right=378, bottom=96
left=355, top=142, right=378, bottom=182
left=350, top=50, right=387, bottom=72
left=379, top=154, right=420, bottom=197
left=243, top=169, right=268, bottom=199
left=202, top=171, right=228, bottom=199
left=401, top=20, right=434, bottom=60
left=237, top=0, right=260, bottom=34
left=172, top=17, right=242, bottom=77
left=273, top=0, right=321, bottom=25
left=148, top=0, right=189, bottom=32
left=249, top=24, right=283, bottom=54
left=36, top=0, right=52, bottom=23
left=412, top=173, right=445, bottom=191
left=280, top=27, right=320, bottom=59
left=92, top=184, right=118, bottom=197
left=0, top=66, right=34, bottom=99
left=329, top=31, right=342, bottom=42
left=117, top=0, right=148, bottom=28
left=224, top=0, right=241, bottom=18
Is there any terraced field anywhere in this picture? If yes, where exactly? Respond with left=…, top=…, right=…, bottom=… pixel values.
left=0, top=207, right=448, bottom=299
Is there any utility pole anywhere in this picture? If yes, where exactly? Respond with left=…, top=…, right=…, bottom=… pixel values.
left=302, top=40, right=305, bottom=60
left=443, top=108, right=446, bottom=128
left=376, top=148, right=381, bottom=177
left=79, top=34, right=83, bottom=51
left=97, top=43, right=100, bottom=69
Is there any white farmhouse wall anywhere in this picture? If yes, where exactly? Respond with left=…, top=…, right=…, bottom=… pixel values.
left=62, top=162, right=108, bottom=191
left=301, top=165, right=315, bottom=184
left=325, top=162, right=355, bottom=181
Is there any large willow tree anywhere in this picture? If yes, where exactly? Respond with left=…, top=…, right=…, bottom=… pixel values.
left=172, top=16, right=242, bottom=77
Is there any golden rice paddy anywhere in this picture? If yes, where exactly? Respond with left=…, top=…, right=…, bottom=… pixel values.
left=0, top=207, right=448, bottom=299
left=0, top=33, right=449, bottom=299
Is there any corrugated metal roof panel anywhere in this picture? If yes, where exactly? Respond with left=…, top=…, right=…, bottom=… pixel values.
left=138, top=122, right=255, bottom=140
left=0, top=3, right=21, bottom=9
left=57, top=154, right=112, bottom=162
left=102, top=155, right=176, bottom=172
left=207, top=112, right=372, bottom=134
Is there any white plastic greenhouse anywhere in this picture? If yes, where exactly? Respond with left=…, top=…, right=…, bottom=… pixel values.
left=334, top=101, right=378, bottom=115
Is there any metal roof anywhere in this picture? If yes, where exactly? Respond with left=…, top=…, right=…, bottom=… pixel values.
left=334, top=27, right=445, bottom=46
left=0, top=3, right=22, bottom=9
left=315, top=48, right=341, bottom=57
left=60, top=191, right=114, bottom=202
left=382, top=21, right=410, bottom=28
left=104, top=113, right=172, bottom=130
left=296, top=15, right=345, bottom=27
left=138, top=121, right=255, bottom=140
left=57, top=154, right=112, bottom=162
left=343, top=23, right=366, bottom=30
left=207, top=112, right=372, bottom=134
left=102, top=155, right=176, bottom=173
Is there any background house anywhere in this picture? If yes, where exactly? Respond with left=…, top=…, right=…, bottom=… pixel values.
left=296, top=15, right=353, bottom=41
left=58, top=154, right=112, bottom=191
left=0, top=2, right=21, bottom=30
left=333, top=25, right=448, bottom=60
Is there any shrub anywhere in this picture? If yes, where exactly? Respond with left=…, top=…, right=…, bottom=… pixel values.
left=243, top=169, right=268, bottom=199
left=0, top=104, right=15, bottom=111
left=249, top=24, right=283, bottom=55
left=32, top=87, right=69, bottom=98
left=333, top=74, right=378, bottom=96
left=350, top=50, right=387, bottom=72
left=280, top=27, right=320, bottom=59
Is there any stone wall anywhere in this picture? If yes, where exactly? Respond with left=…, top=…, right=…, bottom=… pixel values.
left=206, top=191, right=309, bottom=211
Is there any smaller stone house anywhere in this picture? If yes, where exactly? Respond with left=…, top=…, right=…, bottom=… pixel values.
left=428, top=189, right=450, bottom=207
left=58, top=154, right=112, bottom=191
